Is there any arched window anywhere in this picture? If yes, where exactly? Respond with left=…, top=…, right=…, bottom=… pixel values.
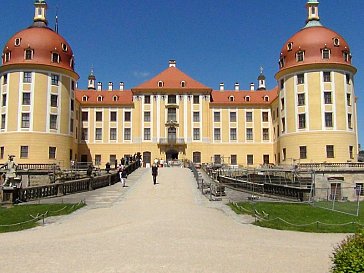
left=61, top=43, right=68, bottom=52
left=82, top=96, right=88, bottom=102
left=333, top=38, right=340, bottom=47
left=14, top=38, right=21, bottom=47
left=112, top=95, right=119, bottom=102
left=321, top=48, right=331, bottom=60
left=97, top=95, right=103, bottom=102
left=24, top=48, right=34, bottom=60
left=180, top=81, right=186, bottom=87
left=158, top=81, right=164, bottom=87
left=229, top=96, right=235, bottom=102
left=287, top=42, right=293, bottom=51
left=52, top=52, right=60, bottom=63
left=245, top=96, right=250, bottom=102
left=264, top=96, right=269, bottom=102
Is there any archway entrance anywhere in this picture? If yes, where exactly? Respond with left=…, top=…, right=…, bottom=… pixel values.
left=166, top=149, right=178, bottom=161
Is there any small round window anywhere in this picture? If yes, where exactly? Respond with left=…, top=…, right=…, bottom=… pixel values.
left=14, top=38, right=21, bottom=47
left=287, top=42, right=293, bottom=51
left=61, top=43, right=68, bottom=52
left=333, top=38, right=340, bottom=47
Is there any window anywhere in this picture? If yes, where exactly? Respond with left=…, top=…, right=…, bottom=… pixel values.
left=283, top=148, right=286, bottom=161
left=346, top=74, right=351, bottom=85
left=297, top=93, right=305, bottom=106
left=324, top=92, right=332, bottom=104
left=347, top=93, right=351, bottom=106
left=356, top=183, right=364, bottom=196
left=214, top=155, right=221, bottom=164
left=167, top=108, right=176, bottom=121
left=144, top=128, right=151, bottom=140
left=262, top=112, right=269, bottom=122
left=264, top=96, right=269, bottom=102
left=95, top=155, right=101, bottom=166
left=71, top=81, right=75, bottom=90
left=21, top=92, right=30, bottom=105
left=15, top=38, right=21, bottom=46
left=348, top=114, right=352, bottom=129
left=112, top=96, right=118, bottom=102
left=158, top=81, right=164, bottom=88
left=0, top=146, right=4, bottom=159
left=299, top=146, right=306, bottom=159
left=214, top=128, right=221, bottom=140
left=245, top=96, right=250, bottom=102
left=4, top=52, right=11, bottom=63
left=193, top=112, right=200, bottom=122
left=296, top=51, right=304, bottom=62
left=1, top=114, right=5, bottom=129
left=247, top=154, right=254, bottom=165
left=230, top=112, right=236, bottom=122
left=298, top=113, right=306, bottom=129
left=280, top=79, right=284, bottom=89
left=96, top=111, right=103, bottom=122
left=70, top=118, right=74, bottom=133
left=124, top=128, right=131, bottom=140
left=2, top=94, right=6, bottom=106
left=95, top=128, right=102, bottom=140
left=23, top=72, right=32, bottom=83
left=144, top=95, right=151, bottom=104
left=21, top=113, right=30, bottom=128
left=230, top=128, right=237, bottom=140
left=168, top=95, right=176, bottom=104
left=51, top=74, right=59, bottom=85
left=193, top=128, right=200, bottom=140
left=281, top=118, right=286, bottom=132
left=333, top=38, right=340, bottom=47
left=20, top=146, right=28, bottom=158
left=49, top=147, right=56, bottom=159
left=81, top=128, right=88, bottom=140
left=82, top=112, right=88, bottom=122
left=144, top=111, right=151, bottom=122
left=343, top=51, right=350, bottom=62
left=229, top=96, right=235, bottom=102
left=110, top=111, right=117, bottom=122
left=246, top=128, right=253, bottom=140
left=325, top=112, right=333, bottom=127
left=281, top=98, right=285, bottom=110
left=110, top=128, right=117, bottom=140
left=3, top=74, right=8, bottom=85
left=193, top=95, right=199, bottom=104
left=322, top=48, right=330, bottom=59
left=279, top=57, right=285, bottom=68
left=193, top=152, right=201, bottom=164
left=287, top=42, right=293, bottom=51
left=297, top=74, right=304, bottom=84
left=263, top=128, right=269, bottom=140
left=82, top=96, right=88, bottom=102
left=97, top=96, right=103, bottom=102
left=61, top=43, right=68, bottom=52
left=50, top=94, right=58, bottom=107
left=323, top=71, right=331, bottom=82
left=52, top=52, right=60, bottom=63
left=263, top=154, right=270, bottom=164
left=246, top=112, right=252, bottom=122
left=349, top=146, right=354, bottom=159
left=124, top=111, right=131, bottom=122
left=231, top=155, right=237, bottom=165
left=180, top=81, right=186, bottom=88
left=326, top=145, right=334, bottom=158
left=25, top=49, right=33, bottom=60
left=214, top=112, right=220, bottom=122
left=50, top=114, right=57, bottom=129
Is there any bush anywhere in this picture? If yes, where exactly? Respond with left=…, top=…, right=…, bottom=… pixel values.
left=331, top=230, right=364, bottom=273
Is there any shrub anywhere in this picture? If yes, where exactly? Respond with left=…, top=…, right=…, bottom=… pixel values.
left=331, top=230, right=364, bottom=273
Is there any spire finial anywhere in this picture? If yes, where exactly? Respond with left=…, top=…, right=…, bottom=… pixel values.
left=55, top=6, right=59, bottom=33
left=304, top=0, right=322, bottom=28
left=260, top=66, right=264, bottom=75
left=33, top=0, right=48, bottom=26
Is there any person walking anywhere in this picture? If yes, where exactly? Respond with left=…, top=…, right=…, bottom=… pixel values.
left=152, top=163, right=158, bottom=185
left=118, top=164, right=125, bottom=186
left=121, top=168, right=127, bottom=187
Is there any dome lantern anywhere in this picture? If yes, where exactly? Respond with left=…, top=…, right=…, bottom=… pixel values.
left=33, top=0, right=48, bottom=26
left=304, top=0, right=322, bottom=28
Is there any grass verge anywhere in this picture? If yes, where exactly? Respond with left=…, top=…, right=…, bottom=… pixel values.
left=229, top=201, right=364, bottom=233
left=0, top=202, right=85, bottom=233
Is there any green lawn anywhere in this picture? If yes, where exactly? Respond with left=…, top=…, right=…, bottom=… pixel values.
left=229, top=201, right=364, bottom=233
left=0, top=203, right=85, bottom=233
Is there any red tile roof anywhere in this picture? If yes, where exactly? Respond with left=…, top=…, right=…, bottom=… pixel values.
left=75, top=90, right=133, bottom=106
left=210, top=87, right=278, bottom=106
left=132, top=66, right=211, bottom=93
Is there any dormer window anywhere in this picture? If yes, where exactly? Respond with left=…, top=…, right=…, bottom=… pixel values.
left=343, top=51, right=351, bottom=62
left=97, top=95, right=103, bottom=102
left=3, top=52, right=11, bottom=63
left=333, top=38, right=340, bottom=47
left=82, top=96, right=88, bottom=102
left=14, top=38, right=21, bottom=47
left=180, top=81, right=186, bottom=88
left=158, top=81, right=164, bottom=87
left=279, top=56, right=285, bottom=68
left=24, top=48, right=34, bottom=60
left=287, top=42, right=293, bottom=51
left=322, top=48, right=331, bottom=59
left=229, top=96, right=235, bottom=102
left=296, top=50, right=305, bottom=62
left=70, top=57, right=74, bottom=69
left=264, top=96, right=269, bottom=102
left=112, top=95, right=119, bottom=102
left=51, top=52, right=60, bottom=63
left=245, top=96, right=250, bottom=102
left=61, top=43, right=68, bottom=52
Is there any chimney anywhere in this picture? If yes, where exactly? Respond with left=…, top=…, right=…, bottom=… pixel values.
left=169, top=60, right=176, bottom=67
left=234, top=82, right=239, bottom=91
left=119, top=82, right=124, bottom=91
left=219, top=82, right=224, bottom=91
left=108, top=82, right=113, bottom=91
left=250, top=82, right=255, bottom=91
left=97, top=82, right=102, bottom=91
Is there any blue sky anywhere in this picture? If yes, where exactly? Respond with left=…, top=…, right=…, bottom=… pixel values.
left=1, top=1, right=363, bottom=147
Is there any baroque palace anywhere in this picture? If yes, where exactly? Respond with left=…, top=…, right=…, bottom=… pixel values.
left=0, top=0, right=359, bottom=169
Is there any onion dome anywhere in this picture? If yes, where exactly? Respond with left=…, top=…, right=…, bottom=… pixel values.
left=1, top=0, right=75, bottom=73
left=278, top=1, right=354, bottom=73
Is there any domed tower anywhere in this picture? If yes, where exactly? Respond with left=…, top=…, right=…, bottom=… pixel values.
left=0, top=0, right=79, bottom=168
left=275, top=0, right=358, bottom=164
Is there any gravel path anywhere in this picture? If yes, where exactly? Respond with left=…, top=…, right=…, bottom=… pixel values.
left=0, top=167, right=344, bottom=273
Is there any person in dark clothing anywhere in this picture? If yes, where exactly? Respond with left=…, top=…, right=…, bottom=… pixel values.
left=105, top=162, right=110, bottom=173
left=87, top=165, right=93, bottom=177
left=152, top=164, right=158, bottom=185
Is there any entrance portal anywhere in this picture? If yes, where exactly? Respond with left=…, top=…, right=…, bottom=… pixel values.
left=166, top=149, right=178, bottom=161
